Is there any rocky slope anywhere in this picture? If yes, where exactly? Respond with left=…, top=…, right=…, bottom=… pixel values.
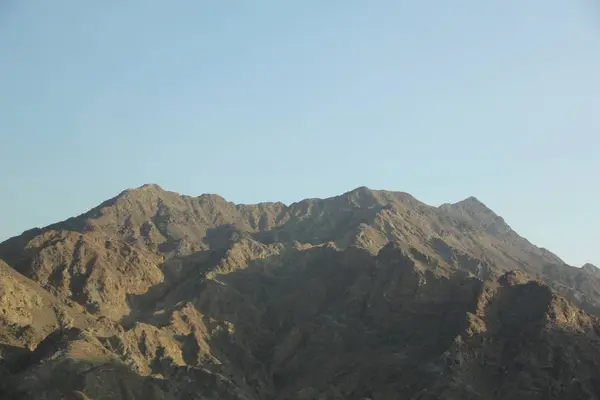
left=1, top=184, right=599, bottom=399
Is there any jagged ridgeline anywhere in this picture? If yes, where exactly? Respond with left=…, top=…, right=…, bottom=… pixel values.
left=1, top=184, right=600, bottom=399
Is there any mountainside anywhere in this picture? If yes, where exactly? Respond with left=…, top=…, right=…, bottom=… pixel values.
left=1, top=185, right=600, bottom=399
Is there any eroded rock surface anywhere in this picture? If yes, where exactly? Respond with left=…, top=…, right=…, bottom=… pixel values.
left=1, top=185, right=599, bottom=399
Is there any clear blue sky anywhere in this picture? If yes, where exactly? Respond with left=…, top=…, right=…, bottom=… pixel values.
left=1, top=1, right=598, bottom=266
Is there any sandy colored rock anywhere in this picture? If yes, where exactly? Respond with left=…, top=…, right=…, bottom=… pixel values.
left=1, top=185, right=600, bottom=399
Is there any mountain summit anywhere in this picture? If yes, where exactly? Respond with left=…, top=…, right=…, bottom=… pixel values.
left=1, top=186, right=599, bottom=399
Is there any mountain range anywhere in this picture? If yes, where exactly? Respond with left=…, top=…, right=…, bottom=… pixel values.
left=1, top=184, right=600, bottom=399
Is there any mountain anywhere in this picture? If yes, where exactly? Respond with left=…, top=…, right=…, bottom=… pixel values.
left=583, top=263, right=599, bottom=274
left=1, top=185, right=600, bottom=399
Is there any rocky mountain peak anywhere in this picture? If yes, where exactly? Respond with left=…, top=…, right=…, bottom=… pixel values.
left=340, top=186, right=379, bottom=207
left=139, top=183, right=163, bottom=190
left=115, top=183, right=165, bottom=199
left=583, top=263, right=599, bottom=276
left=439, top=195, right=512, bottom=236
left=454, top=195, right=486, bottom=207
left=1, top=185, right=598, bottom=399
left=449, top=196, right=496, bottom=216
left=348, top=185, right=372, bottom=194
left=132, top=183, right=164, bottom=192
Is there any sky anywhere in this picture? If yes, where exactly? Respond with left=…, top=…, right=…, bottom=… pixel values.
left=0, top=1, right=598, bottom=266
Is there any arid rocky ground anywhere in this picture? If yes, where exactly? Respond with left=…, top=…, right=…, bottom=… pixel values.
left=1, top=184, right=600, bottom=399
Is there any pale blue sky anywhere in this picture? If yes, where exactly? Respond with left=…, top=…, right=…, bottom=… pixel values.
left=1, top=1, right=598, bottom=266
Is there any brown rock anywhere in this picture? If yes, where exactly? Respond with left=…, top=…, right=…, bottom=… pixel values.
left=1, top=185, right=599, bottom=399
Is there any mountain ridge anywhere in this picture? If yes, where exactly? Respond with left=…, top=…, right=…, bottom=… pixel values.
left=0, top=184, right=540, bottom=253
left=2, top=184, right=600, bottom=399
left=0, top=185, right=578, bottom=317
